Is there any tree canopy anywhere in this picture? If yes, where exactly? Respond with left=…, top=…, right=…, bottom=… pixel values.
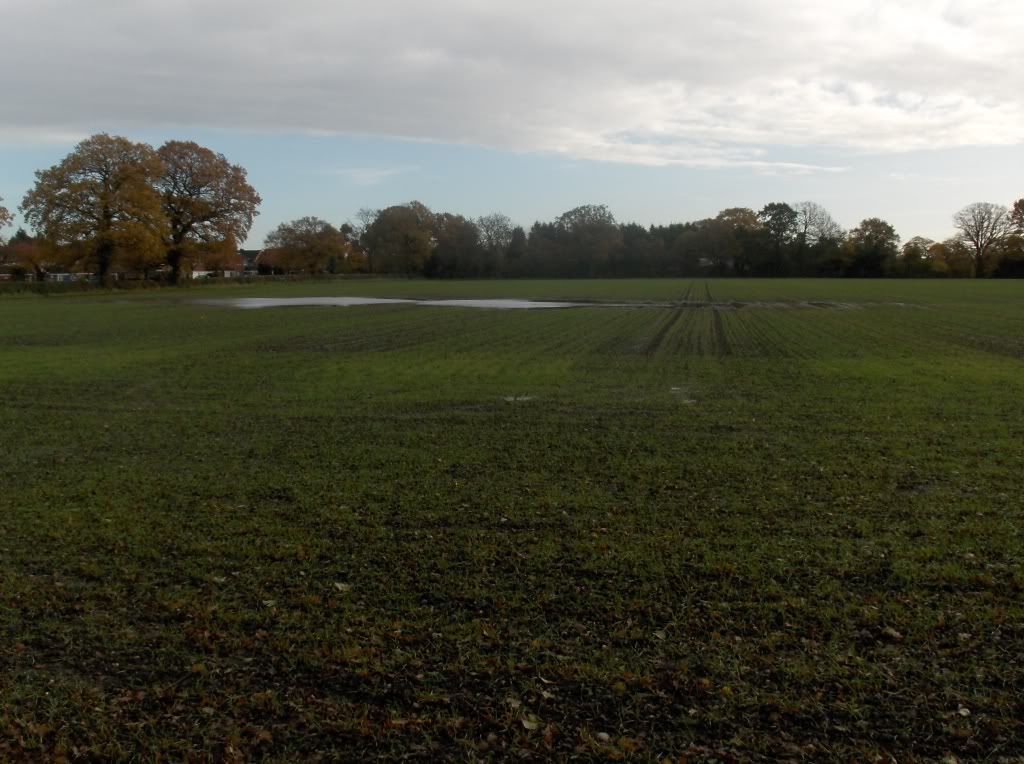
left=20, top=134, right=167, bottom=283
left=157, top=140, right=261, bottom=282
left=361, top=202, right=435, bottom=274
left=1012, top=199, right=1024, bottom=232
left=0, top=196, right=12, bottom=242
left=953, top=202, right=1014, bottom=277
left=847, top=218, right=900, bottom=276
left=263, top=217, right=349, bottom=274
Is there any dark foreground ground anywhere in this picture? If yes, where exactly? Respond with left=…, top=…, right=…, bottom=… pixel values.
left=2, top=279, right=1022, bottom=761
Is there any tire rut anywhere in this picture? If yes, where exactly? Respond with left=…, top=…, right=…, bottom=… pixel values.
left=646, top=308, right=686, bottom=356
left=704, top=282, right=732, bottom=356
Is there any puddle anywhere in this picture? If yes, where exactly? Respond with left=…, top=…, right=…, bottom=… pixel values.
left=419, top=299, right=579, bottom=310
left=199, top=297, right=414, bottom=309
left=198, top=297, right=582, bottom=310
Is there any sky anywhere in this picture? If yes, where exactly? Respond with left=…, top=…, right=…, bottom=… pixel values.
left=1, top=0, right=1022, bottom=247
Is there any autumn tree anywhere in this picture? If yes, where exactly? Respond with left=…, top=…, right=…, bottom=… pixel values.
left=4, top=229, right=56, bottom=281
left=929, top=238, right=974, bottom=277
left=715, top=207, right=759, bottom=231
left=195, top=235, right=244, bottom=274
left=263, top=217, right=348, bottom=273
left=156, top=140, right=261, bottom=282
left=952, top=202, right=1013, bottom=277
left=20, top=134, right=166, bottom=284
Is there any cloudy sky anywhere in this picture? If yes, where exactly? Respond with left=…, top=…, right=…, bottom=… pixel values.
left=1, top=0, right=1022, bottom=245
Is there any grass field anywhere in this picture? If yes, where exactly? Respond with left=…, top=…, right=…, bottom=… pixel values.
left=2, top=279, right=1023, bottom=761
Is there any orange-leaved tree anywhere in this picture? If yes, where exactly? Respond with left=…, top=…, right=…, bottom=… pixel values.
left=263, top=217, right=348, bottom=273
left=156, top=141, right=261, bottom=282
left=20, top=134, right=167, bottom=284
left=6, top=232, right=58, bottom=281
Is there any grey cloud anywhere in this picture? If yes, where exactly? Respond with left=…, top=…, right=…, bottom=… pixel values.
left=1, top=0, right=1021, bottom=167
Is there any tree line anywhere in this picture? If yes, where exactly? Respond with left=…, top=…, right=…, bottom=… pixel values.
left=3, top=134, right=1023, bottom=282
left=267, top=199, right=1024, bottom=279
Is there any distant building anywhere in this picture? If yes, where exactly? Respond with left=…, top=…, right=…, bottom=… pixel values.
left=238, top=249, right=263, bottom=273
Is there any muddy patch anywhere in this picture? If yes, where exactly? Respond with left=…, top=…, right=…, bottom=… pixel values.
left=670, top=387, right=696, bottom=404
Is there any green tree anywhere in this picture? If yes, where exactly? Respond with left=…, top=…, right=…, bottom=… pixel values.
left=361, top=203, right=434, bottom=274
left=847, top=218, right=899, bottom=276
left=676, top=218, right=740, bottom=275
left=899, top=236, right=937, bottom=276
left=157, top=140, right=261, bottom=282
left=616, top=223, right=663, bottom=276
left=429, top=214, right=483, bottom=277
left=20, top=134, right=166, bottom=284
left=504, top=226, right=527, bottom=274
left=953, top=202, right=1014, bottom=277
left=757, top=202, right=798, bottom=275
left=554, top=204, right=620, bottom=276
left=715, top=207, right=761, bottom=275
left=993, top=233, right=1024, bottom=277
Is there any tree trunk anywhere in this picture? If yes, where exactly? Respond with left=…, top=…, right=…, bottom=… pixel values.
left=168, top=246, right=184, bottom=284
left=96, top=240, right=114, bottom=286
left=974, top=248, right=985, bottom=278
